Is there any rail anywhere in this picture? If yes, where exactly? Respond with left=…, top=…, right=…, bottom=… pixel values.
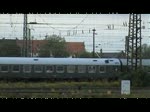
left=0, top=87, right=150, bottom=97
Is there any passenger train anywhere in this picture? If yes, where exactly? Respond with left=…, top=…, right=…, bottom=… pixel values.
left=0, top=57, right=149, bottom=81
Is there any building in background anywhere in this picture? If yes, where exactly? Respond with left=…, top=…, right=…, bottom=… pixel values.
left=16, top=39, right=85, bottom=57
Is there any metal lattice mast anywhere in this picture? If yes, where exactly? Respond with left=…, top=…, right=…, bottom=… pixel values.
left=127, top=14, right=142, bottom=71
left=23, top=14, right=28, bottom=57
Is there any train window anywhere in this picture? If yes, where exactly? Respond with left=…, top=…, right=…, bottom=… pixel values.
left=93, top=60, right=97, bottom=62
left=1, top=65, right=9, bottom=72
left=34, top=59, right=38, bottom=61
left=105, top=60, right=109, bottom=63
left=34, top=65, right=43, bottom=73
left=45, top=65, right=54, bottom=73
left=56, top=65, right=64, bottom=73
left=88, top=65, right=96, bottom=73
left=99, top=66, right=105, bottom=73
left=12, top=65, right=20, bottom=73
left=67, top=65, right=75, bottom=73
left=78, top=65, right=86, bottom=73
left=23, top=65, right=31, bottom=73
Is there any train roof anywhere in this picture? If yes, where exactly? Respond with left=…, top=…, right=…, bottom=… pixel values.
left=120, top=59, right=150, bottom=66
left=0, top=57, right=121, bottom=66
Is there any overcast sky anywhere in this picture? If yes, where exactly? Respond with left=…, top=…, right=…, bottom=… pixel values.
left=0, top=14, right=150, bottom=52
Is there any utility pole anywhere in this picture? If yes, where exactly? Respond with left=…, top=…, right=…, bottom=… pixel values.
left=27, top=28, right=31, bottom=57
left=126, top=14, right=142, bottom=71
left=31, top=36, right=34, bottom=57
left=92, top=28, right=96, bottom=58
left=23, top=14, right=28, bottom=57
left=100, top=48, right=103, bottom=58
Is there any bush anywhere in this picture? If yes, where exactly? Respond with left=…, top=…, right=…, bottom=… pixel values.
left=120, top=69, right=150, bottom=87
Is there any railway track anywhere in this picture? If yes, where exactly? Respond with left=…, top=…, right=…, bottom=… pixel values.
left=0, top=87, right=149, bottom=92
left=0, top=87, right=150, bottom=98
left=0, top=87, right=120, bottom=93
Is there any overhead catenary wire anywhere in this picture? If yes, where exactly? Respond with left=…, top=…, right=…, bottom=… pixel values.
left=0, top=14, right=150, bottom=52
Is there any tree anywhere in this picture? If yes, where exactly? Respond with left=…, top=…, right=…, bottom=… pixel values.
left=142, top=44, right=150, bottom=59
left=0, top=39, right=21, bottom=57
left=77, top=51, right=93, bottom=58
left=120, top=69, right=150, bottom=87
left=39, top=35, right=69, bottom=57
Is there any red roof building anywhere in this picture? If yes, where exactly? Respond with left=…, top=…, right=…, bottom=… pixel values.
left=66, top=42, right=85, bottom=55
left=16, top=39, right=85, bottom=57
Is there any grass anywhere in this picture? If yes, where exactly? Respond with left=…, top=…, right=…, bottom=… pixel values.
left=0, top=80, right=149, bottom=98
left=0, top=80, right=120, bottom=88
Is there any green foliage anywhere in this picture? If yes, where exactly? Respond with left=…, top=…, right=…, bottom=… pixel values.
left=142, top=44, right=150, bottom=58
left=0, top=40, right=21, bottom=57
left=77, top=51, right=93, bottom=58
left=118, top=44, right=150, bottom=87
left=0, top=80, right=119, bottom=88
left=120, top=69, right=150, bottom=87
left=39, top=35, right=69, bottom=57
